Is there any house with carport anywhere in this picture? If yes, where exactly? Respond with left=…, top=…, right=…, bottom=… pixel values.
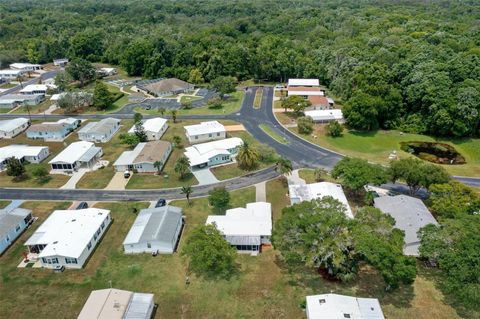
left=128, top=117, right=168, bottom=140
left=184, top=137, right=243, bottom=169
left=0, top=118, right=30, bottom=138
left=78, top=117, right=121, bottom=143
left=0, top=208, right=33, bottom=255
left=49, top=141, right=103, bottom=173
left=24, top=208, right=111, bottom=269
left=123, top=205, right=184, bottom=254
left=206, top=202, right=272, bottom=253
left=184, top=121, right=226, bottom=144
left=114, top=140, right=172, bottom=173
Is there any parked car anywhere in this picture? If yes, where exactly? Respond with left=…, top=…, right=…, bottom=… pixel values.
left=124, top=170, right=131, bottom=178
left=155, top=199, right=166, bottom=208
left=75, top=202, right=88, bottom=210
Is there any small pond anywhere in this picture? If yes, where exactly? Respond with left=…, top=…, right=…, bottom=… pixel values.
left=400, top=141, right=466, bottom=165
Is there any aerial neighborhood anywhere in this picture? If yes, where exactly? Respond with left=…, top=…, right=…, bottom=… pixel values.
left=0, top=1, right=479, bottom=319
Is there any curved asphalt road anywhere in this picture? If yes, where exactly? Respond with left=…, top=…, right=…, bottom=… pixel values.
left=0, top=70, right=59, bottom=96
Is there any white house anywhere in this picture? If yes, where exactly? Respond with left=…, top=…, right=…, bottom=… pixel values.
left=0, top=145, right=50, bottom=171
left=19, top=84, right=52, bottom=95
left=53, top=58, right=69, bottom=67
left=0, top=208, right=33, bottom=255
left=78, top=118, right=121, bottom=143
left=96, top=67, right=117, bottom=76
left=306, top=293, right=385, bottom=319
left=9, top=63, right=42, bottom=71
left=184, top=137, right=243, bottom=168
left=288, top=79, right=320, bottom=87
left=24, top=208, right=111, bottom=269
left=78, top=288, right=154, bottom=319
left=0, top=69, right=27, bottom=80
left=0, top=118, right=30, bottom=138
left=114, top=140, right=172, bottom=173
left=206, top=202, right=272, bottom=253
left=128, top=117, right=168, bottom=140
left=49, top=141, right=103, bottom=172
left=374, top=195, right=439, bottom=256
left=305, top=109, right=344, bottom=123
left=123, top=206, right=184, bottom=254
left=289, top=182, right=353, bottom=218
left=184, top=120, right=226, bottom=144
left=0, top=94, right=44, bottom=109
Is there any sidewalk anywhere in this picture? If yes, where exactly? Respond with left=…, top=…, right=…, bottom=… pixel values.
left=104, top=171, right=131, bottom=190
left=255, top=181, right=266, bottom=202
left=60, top=168, right=89, bottom=189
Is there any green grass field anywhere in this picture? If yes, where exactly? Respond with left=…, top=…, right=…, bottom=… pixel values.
left=0, top=200, right=11, bottom=209
left=259, top=124, right=289, bottom=145
left=253, top=88, right=263, bottom=109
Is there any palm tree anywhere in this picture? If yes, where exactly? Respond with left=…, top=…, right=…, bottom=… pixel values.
left=314, top=168, right=327, bottom=182
left=276, top=158, right=293, bottom=175
left=172, top=135, right=182, bottom=148
left=174, top=156, right=190, bottom=179
left=153, top=160, right=163, bottom=175
left=15, top=75, right=24, bottom=88
left=236, top=141, right=259, bottom=170
left=170, top=109, right=178, bottom=123
left=181, top=185, right=193, bottom=205
left=158, top=107, right=166, bottom=116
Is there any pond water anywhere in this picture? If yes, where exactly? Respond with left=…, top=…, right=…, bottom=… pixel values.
left=400, top=141, right=466, bottom=165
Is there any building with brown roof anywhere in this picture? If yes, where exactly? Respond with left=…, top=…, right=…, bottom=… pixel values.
left=114, top=140, right=172, bottom=173
left=135, top=78, right=194, bottom=97
left=307, top=95, right=332, bottom=110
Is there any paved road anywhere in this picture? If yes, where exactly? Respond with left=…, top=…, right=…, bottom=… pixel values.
left=0, top=166, right=280, bottom=201
left=0, top=70, right=59, bottom=96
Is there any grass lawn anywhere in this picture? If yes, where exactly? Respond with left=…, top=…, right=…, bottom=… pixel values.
left=210, top=131, right=275, bottom=181
left=178, top=90, right=244, bottom=115
left=253, top=88, right=263, bottom=109
left=0, top=200, right=11, bottom=209
left=298, top=168, right=337, bottom=184
left=76, top=120, right=134, bottom=189
left=11, top=100, right=53, bottom=114
left=289, top=124, right=480, bottom=177
left=0, top=82, right=16, bottom=89
left=259, top=123, right=289, bottom=144
left=265, top=177, right=290, bottom=222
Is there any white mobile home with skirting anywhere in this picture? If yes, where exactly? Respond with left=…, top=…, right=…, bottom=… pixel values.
left=128, top=117, right=168, bottom=141
left=78, top=118, right=121, bottom=143
left=184, top=121, right=226, bottom=144
left=0, top=118, right=30, bottom=138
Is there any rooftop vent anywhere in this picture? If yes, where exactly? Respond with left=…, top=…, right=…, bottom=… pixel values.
left=113, top=301, right=120, bottom=309
left=344, top=314, right=351, bottom=319
left=319, top=299, right=326, bottom=304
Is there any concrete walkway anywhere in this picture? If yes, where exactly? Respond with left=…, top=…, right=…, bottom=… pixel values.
left=60, top=169, right=89, bottom=189
left=255, top=181, right=267, bottom=202
left=191, top=168, right=219, bottom=185
left=104, top=171, right=131, bottom=190
left=287, top=169, right=306, bottom=185
left=44, top=104, right=58, bottom=115
left=4, top=200, right=24, bottom=211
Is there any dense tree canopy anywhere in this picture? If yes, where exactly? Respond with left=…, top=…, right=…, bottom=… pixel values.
left=331, top=157, right=388, bottom=192
left=2, top=0, right=478, bottom=137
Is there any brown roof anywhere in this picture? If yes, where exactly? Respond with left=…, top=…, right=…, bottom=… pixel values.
left=27, top=123, right=67, bottom=133
left=287, top=86, right=321, bottom=92
left=134, top=140, right=171, bottom=164
left=308, top=95, right=329, bottom=106
left=143, top=78, right=192, bottom=94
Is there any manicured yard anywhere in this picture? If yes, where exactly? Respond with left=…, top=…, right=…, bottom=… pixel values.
left=288, top=123, right=480, bottom=177
left=11, top=100, right=53, bottom=114
left=253, top=88, right=263, bottom=109
left=259, top=123, right=289, bottom=144
left=265, top=177, right=290, bottom=222
left=0, top=200, right=11, bottom=209
left=178, top=90, right=245, bottom=115
left=298, top=168, right=336, bottom=184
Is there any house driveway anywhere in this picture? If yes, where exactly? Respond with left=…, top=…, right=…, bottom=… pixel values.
left=104, top=171, right=131, bottom=190
left=191, top=168, right=219, bottom=185
left=60, top=168, right=89, bottom=189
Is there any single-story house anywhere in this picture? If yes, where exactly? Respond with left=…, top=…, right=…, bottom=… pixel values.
left=374, top=195, right=439, bottom=256
left=123, top=205, right=184, bottom=254
left=78, top=288, right=154, bottom=319
left=9, top=63, right=42, bottom=71
left=0, top=208, right=33, bottom=255
left=49, top=141, right=103, bottom=172
left=184, top=120, right=226, bottom=144
left=26, top=118, right=80, bottom=141
left=306, top=293, right=385, bottom=319
left=0, top=94, right=44, bottom=109
left=135, top=78, right=194, bottom=97
left=96, top=67, right=117, bottom=76
left=24, top=208, right=111, bottom=269
left=128, top=117, right=168, bottom=140
left=289, top=182, right=353, bottom=218
left=0, top=69, right=27, bottom=80
left=19, top=84, right=53, bottom=95
left=0, top=145, right=50, bottom=171
left=304, top=109, right=344, bottom=123
left=0, top=117, right=30, bottom=138
left=114, top=140, right=172, bottom=173
left=206, top=202, right=272, bottom=253
left=78, top=117, right=121, bottom=143
left=53, top=58, right=69, bottom=67
left=307, top=96, right=331, bottom=110
left=184, top=137, right=243, bottom=168
left=287, top=78, right=320, bottom=87
left=287, top=86, right=325, bottom=98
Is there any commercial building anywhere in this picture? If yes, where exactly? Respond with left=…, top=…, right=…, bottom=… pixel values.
left=0, top=208, right=33, bottom=255
left=374, top=195, right=439, bottom=256
left=114, top=140, right=172, bottom=173
left=184, top=137, right=243, bottom=169
left=184, top=121, right=226, bottom=144
left=134, top=78, right=194, bottom=97
left=78, top=118, right=121, bottom=143
left=206, top=202, right=272, bottom=253
left=49, top=141, right=103, bottom=172
left=306, top=293, right=385, bottom=319
left=0, top=145, right=49, bottom=171
left=128, top=117, right=168, bottom=141
left=0, top=117, right=30, bottom=138
left=24, top=208, right=111, bottom=269
left=123, top=205, right=184, bottom=254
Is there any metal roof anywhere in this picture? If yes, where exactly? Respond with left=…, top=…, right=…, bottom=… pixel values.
left=0, top=208, right=32, bottom=239
left=79, top=146, right=102, bottom=162
left=0, top=118, right=29, bottom=132
left=124, top=293, right=154, bottom=319
left=78, top=118, right=120, bottom=135
left=306, top=293, right=385, bottom=319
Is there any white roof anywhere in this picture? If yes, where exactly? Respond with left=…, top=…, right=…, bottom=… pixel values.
left=10, top=63, right=41, bottom=69
left=57, top=117, right=79, bottom=125
left=184, top=121, right=225, bottom=137
left=114, top=143, right=145, bottom=166
left=0, top=69, right=25, bottom=75
left=306, top=293, right=385, bottom=319
left=0, top=117, right=29, bottom=132
left=100, top=67, right=116, bottom=72
left=49, top=141, right=98, bottom=164
left=305, top=109, right=344, bottom=122
left=78, top=117, right=120, bottom=135
left=128, top=117, right=167, bottom=134
left=25, top=208, right=110, bottom=259
left=19, top=84, right=48, bottom=93
left=184, top=137, right=243, bottom=166
left=289, top=182, right=353, bottom=218
left=288, top=78, right=320, bottom=86
left=0, top=144, right=48, bottom=163
left=287, top=90, right=324, bottom=96
left=206, top=202, right=272, bottom=236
